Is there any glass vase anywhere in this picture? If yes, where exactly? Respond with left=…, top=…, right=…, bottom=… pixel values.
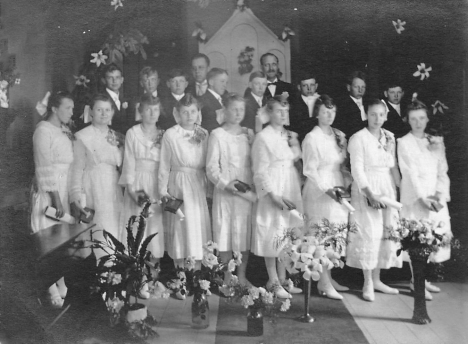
left=247, top=306, right=263, bottom=336
left=409, top=251, right=431, bottom=324
left=191, top=292, right=210, bottom=329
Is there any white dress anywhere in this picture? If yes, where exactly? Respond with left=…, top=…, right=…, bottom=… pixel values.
left=118, top=124, right=164, bottom=258
left=398, top=133, right=451, bottom=263
left=158, top=125, right=211, bottom=260
left=206, top=127, right=254, bottom=252
left=31, top=121, right=74, bottom=233
left=251, top=126, right=303, bottom=257
left=302, top=126, right=350, bottom=255
left=346, top=128, right=402, bottom=270
left=70, top=125, right=124, bottom=237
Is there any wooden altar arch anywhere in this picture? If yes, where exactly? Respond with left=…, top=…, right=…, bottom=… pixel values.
left=199, top=8, right=291, bottom=95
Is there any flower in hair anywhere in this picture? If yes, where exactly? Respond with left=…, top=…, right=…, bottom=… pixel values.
left=413, top=63, right=432, bottom=81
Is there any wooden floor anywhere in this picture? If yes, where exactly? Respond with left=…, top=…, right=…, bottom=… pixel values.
left=131, top=281, right=468, bottom=344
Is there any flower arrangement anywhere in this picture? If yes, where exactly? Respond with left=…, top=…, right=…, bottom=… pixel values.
left=152, top=129, right=165, bottom=149
left=275, top=220, right=356, bottom=281
left=90, top=201, right=162, bottom=339
left=381, top=130, right=394, bottom=152
left=386, top=218, right=451, bottom=258
left=238, top=46, right=255, bottom=75
left=227, top=283, right=291, bottom=314
left=165, top=241, right=241, bottom=297
left=426, top=134, right=444, bottom=152
left=106, top=128, right=125, bottom=148
left=188, top=124, right=207, bottom=146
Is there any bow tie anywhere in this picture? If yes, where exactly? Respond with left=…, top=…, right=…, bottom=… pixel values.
left=268, top=81, right=278, bottom=86
left=196, top=80, right=208, bottom=86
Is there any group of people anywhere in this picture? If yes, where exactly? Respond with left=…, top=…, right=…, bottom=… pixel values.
left=30, top=52, right=451, bottom=310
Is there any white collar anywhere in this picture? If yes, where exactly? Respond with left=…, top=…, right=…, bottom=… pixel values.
left=268, top=78, right=278, bottom=84
left=106, top=88, right=119, bottom=100
left=350, top=95, right=363, bottom=104
left=144, top=90, right=158, bottom=98
left=172, top=93, right=185, bottom=101
left=251, top=92, right=263, bottom=104
left=388, top=101, right=400, bottom=110
left=302, top=94, right=319, bottom=101
left=196, top=80, right=208, bottom=86
left=208, top=88, right=222, bottom=100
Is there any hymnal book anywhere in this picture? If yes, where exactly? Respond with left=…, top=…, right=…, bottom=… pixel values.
left=163, top=198, right=185, bottom=220
left=234, top=180, right=252, bottom=193
left=80, top=207, right=95, bottom=223
left=334, top=186, right=351, bottom=199
left=427, top=196, right=444, bottom=212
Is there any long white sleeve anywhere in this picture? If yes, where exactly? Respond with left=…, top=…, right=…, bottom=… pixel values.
left=118, top=130, right=136, bottom=187
left=69, top=138, right=87, bottom=203
left=348, top=134, right=371, bottom=191
left=436, top=142, right=450, bottom=202
left=158, top=132, right=172, bottom=196
left=33, top=126, right=58, bottom=192
left=302, top=135, right=331, bottom=194
left=397, top=139, right=423, bottom=199
left=252, top=136, right=274, bottom=198
left=206, top=133, right=230, bottom=190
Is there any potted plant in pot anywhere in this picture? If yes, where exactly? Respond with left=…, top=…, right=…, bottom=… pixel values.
left=91, top=200, right=162, bottom=339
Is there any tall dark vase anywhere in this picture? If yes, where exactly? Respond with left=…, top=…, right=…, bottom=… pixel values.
left=247, top=306, right=263, bottom=336
left=409, top=251, right=432, bottom=324
left=191, top=292, right=210, bottom=329
left=297, top=278, right=314, bottom=323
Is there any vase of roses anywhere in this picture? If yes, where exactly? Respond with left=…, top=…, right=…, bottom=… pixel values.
left=386, top=218, right=451, bottom=324
left=91, top=201, right=163, bottom=339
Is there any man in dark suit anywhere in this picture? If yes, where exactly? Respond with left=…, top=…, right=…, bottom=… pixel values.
left=244, top=53, right=295, bottom=101
left=187, top=53, right=210, bottom=98
left=334, top=71, right=368, bottom=139
left=243, top=71, right=267, bottom=131
left=200, top=68, right=228, bottom=132
left=101, top=63, right=130, bottom=134
left=160, top=69, right=189, bottom=130
left=382, top=82, right=409, bottom=138
left=290, top=73, right=320, bottom=142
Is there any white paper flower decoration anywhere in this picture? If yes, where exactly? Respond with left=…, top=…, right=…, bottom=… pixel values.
left=281, top=26, right=295, bottom=41
left=392, top=19, right=406, bottom=34
left=432, top=100, right=449, bottom=115
left=192, top=22, right=207, bottom=43
left=413, top=63, right=432, bottom=80
left=110, top=0, right=123, bottom=10
left=15, top=78, right=21, bottom=85
left=90, top=50, right=108, bottom=67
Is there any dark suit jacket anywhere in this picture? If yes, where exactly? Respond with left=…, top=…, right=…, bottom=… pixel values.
left=159, top=94, right=180, bottom=130
left=107, top=91, right=130, bottom=135
left=200, top=90, right=223, bottom=133
left=289, top=95, right=317, bottom=142
left=186, top=81, right=208, bottom=99
left=334, top=95, right=367, bottom=140
left=243, top=92, right=266, bottom=131
left=382, top=99, right=409, bottom=139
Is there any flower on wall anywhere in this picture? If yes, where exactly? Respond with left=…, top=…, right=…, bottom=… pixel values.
left=431, top=100, right=448, bottom=115
left=110, top=0, right=123, bottom=10
left=90, top=50, right=108, bottom=67
left=74, top=75, right=90, bottom=87
left=413, top=63, right=432, bottom=80
left=192, top=22, right=207, bottom=43
left=238, top=46, right=255, bottom=75
left=392, top=19, right=406, bottom=34
left=281, top=26, right=295, bottom=41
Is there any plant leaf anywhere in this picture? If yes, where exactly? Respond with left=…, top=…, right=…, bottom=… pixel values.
left=103, top=230, right=125, bottom=253
left=126, top=215, right=137, bottom=252
left=133, top=215, right=147, bottom=255
left=138, top=233, right=158, bottom=264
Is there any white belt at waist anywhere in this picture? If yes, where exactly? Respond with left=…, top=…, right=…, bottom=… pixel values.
left=171, top=166, right=204, bottom=176
left=270, top=160, right=294, bottom=169
left=136, top=159, right=158, bottom=172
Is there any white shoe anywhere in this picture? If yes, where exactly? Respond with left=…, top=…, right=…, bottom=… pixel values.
left=317, top=282, right=343, bottom=300
left=373, top=281, right=399, bottom=295
left=425, top=281, right=441, bottom=293
left=363, top=280, right=375, bottom=302
left=266, top=282, right=291, bottom=299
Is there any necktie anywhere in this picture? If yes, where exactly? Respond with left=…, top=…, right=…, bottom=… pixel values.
left=196, top=81, right=208, bottom=96
left=258, top=98, right=262, bottom=107
left=355, top=99, right=366, bottom=121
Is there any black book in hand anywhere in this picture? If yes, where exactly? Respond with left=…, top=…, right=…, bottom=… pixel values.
left=80, top=207, right=95, bottom=224
left=164, top=198, right=184, bottom=214
left=234, top=180, right=251, bottom=193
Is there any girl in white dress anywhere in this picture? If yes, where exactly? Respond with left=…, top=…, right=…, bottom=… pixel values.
left=398, top=100, right=451, bottom=300
left=70, top=94, right=124, bottom=242
left=119, top=95, right=165, bottom=260
left=206, top=93, right=254, bottom=286
left=251, top=95, right=303, bottom=299
left=31, top=91, right=74, bottom=308
left=302, top=95, right=352, bottom=300
left=158, top=94, right=211, bottom=271
left=346, top=99, right=402, bottom=302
